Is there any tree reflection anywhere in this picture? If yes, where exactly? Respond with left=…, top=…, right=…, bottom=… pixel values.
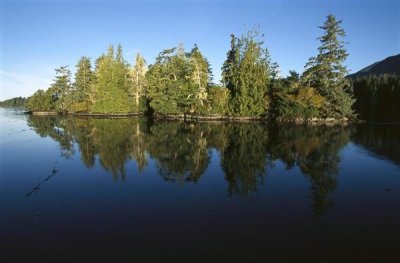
left=352, top=125, right=400, bottom=165
left=28, top=115, right=355, bottom=215
left=146, top=122, right=210, bottom=184
left=27, top=115, right=74, bottom=158
left=267, top=125, right=351, bottom=216
left=220, top=123, right=270, bottom=196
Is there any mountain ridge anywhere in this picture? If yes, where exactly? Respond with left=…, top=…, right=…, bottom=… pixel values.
left=348, top=54, right=400, bottom=78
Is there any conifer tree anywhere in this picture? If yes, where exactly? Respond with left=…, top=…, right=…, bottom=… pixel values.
left=72, top=56, right=93, bottom=112
left=221, top=29, right=272, bottom=117
left=91, top=44, right=134, bottom=113
left=303, top=14, right=354, bottom=119
left=146, top=44, right=212, bottom=115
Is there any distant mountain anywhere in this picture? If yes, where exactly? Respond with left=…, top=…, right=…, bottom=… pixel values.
left=348, top=54, right=400, bottom=78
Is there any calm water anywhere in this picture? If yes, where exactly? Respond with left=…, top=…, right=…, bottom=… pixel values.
left=1, top=108, right=400, bottom=262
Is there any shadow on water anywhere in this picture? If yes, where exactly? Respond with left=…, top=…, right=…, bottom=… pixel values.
left=25, top=115, right=381, bottom=217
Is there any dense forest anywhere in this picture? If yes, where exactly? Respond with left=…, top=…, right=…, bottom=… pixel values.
left=0, top=97, right=26, bottom=108
left=352, top=74, right=400, bottom=122
left=22, top=15, right=354, bottom=121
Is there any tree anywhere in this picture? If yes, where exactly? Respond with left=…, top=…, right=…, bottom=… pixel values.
left=188, top=44, right=211, bottom=108
left=72, top=56, right=93, bottom=112
left=48, top=66, right=72, bottom=112
left=303, top=14, right=354, bottom=119
left=129, top=53, right=147, bottom=113
left=146, top=44, right=212, bottom=115
left=270, top=70, right=325, bottom=121
left=91, top=44, right=134, bottom=113
left=25, top=90, right=52, bottom=111
left=222, top=28, right=272, bottom=117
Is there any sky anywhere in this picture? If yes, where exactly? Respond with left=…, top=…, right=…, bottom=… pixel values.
left=0, top=0, right=399, bottom=100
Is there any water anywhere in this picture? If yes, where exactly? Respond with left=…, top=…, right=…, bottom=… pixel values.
left=1, top=108, right=400, bottom=262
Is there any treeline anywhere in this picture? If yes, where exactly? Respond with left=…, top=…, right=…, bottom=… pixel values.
left=26, top=15, right=354, bottom=121
left=0, top=97, right=26, bottom=108
left=352, top=74, right=400, bottom=122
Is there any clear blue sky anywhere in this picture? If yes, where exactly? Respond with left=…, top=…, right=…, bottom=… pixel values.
left=0, top=0, right=399, bottom=100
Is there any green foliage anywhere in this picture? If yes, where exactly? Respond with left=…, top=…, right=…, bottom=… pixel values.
left=49, top=66, right=72, bottom=113
left=70, top=56, right=94, bottom=113
left=91, top=45, right=135, bottom=113
left=352, top=74, right=400, bottom=122
left=222, top=28, right=272, bottom=117
left=25, top=89, right=53, bottom=111
left=303, top=14, right=354, bottom=119
left=207, top=85, right=230, bottom=115
left=146, top=44, right=212, bottom=115
left=23, top=18, right=374, bottom=121
left=0, top=97, right=26, bottom=108
left=270, top=71, right=325, bottom=121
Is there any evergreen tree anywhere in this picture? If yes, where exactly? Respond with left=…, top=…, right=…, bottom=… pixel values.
left=45, top=66, right=72, bottom=113
left=303, top=14, right=354, bottom=119
left=25, top=90, right=53, bottom=111
left=146, top=44, right=211, bottom=115
left=72, top=56, right=93, bottom=112
left=221, top=29, right=272, bottom=117
left=91, top=44, right=134, bottom=113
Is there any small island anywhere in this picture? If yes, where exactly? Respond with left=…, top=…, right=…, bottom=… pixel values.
left=9, top=16, right=350, bottom=122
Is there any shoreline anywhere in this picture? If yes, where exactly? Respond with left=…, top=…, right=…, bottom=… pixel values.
left=25, top=110, right=364, bottom=124
left=16, top=110, right=400, bottom=125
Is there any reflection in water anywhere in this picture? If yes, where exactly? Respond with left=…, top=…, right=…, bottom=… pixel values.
left=221, top=124, right=270, bottom=196
left=268, top=125, right=351, bottom=215
left=352, top=125, right=400, bottom=165
left=147, top=122, right=210, bottom=183
left=29, top=115, right=395, bottom=216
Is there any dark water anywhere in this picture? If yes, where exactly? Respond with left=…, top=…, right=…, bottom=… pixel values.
left=1, top=108, right=400, bottom=262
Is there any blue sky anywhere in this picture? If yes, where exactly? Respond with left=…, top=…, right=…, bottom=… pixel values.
left=0, top=0, right=399, bottom=100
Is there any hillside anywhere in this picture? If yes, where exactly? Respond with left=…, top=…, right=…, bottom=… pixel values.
left=348, top=54, right=400, bottom=78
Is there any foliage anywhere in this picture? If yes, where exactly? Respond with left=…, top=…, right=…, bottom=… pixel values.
left=146, top=44, right=212, bottom=115
left=90, top=45, right=135, bottom=113
left=0, top=97, right=27, bottom=108
left=25, top=90, right=53, bottom=111
left=23, top=17, right=382, bottom=121
left=302, top=14, right=354, bottom=119
left=70, top=56, right=94, bottom=113
left=222, top=28, right=272, bottom=117
left=352, top=74, right=400, bottom=122
left=207, top=85, right=230, bottom=115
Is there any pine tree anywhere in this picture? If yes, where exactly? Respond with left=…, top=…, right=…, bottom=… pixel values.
left=303, top=14, right=354, bottom=119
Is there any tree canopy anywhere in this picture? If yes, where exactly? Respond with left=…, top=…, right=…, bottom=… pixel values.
left=24, top=15, right=382, bottom=122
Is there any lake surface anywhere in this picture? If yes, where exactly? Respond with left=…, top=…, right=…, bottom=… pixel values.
left=1, top=108, right=400, bottom=262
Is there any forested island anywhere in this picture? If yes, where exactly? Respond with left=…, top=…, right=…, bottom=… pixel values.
left=3, top=15, right=400, bottom=123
